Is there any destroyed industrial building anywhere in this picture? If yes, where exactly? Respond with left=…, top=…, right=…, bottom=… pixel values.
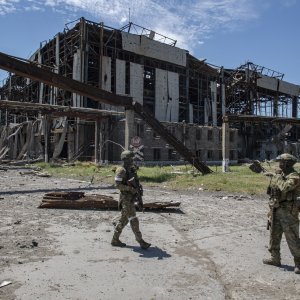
left=0, top=17, right=299, bottom=167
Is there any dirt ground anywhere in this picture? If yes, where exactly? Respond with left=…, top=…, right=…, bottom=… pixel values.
left=1, top=167, right=300, bottom=300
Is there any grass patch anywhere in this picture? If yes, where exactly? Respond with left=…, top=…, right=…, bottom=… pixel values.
left=34, top=161, right=294, bottom=195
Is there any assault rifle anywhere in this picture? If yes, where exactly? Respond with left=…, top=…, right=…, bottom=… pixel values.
left=127, top=174, right=144, bottom=212
left=266, top=186, right=281, bottom=230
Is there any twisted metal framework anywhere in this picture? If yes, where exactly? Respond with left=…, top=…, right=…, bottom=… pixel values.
left=224, top=62, right=300, bottom=158
left=224, top=61, right=296, bottom=117
left=0, top=17, right=219, bottom=126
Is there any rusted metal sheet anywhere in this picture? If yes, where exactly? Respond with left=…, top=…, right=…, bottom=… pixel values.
left=224, top=114, right=300, bottom=124
left=0, top=51, right=132, bottom=107
left=39, top=192, right=181, bottom=210
left=0, top=100, right=124, bottom=120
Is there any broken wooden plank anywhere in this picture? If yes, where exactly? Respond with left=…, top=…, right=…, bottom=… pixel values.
left=43, top=191, right=85, bottom=200
left=39, top=192, right=181, bottom=210
left=39, top=194, right=117, bottom=209
left=19, top=170, right=51, bottom=177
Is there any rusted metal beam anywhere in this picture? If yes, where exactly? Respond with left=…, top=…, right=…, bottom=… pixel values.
left=224, top=114, right=300, bottom=124
left=0, top=100, right=124, bottom=120
left=0, top=51, right=212, bottom=174
left=0, top=51, right=132, bottom=107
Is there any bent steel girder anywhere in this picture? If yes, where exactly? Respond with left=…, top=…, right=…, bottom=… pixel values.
left=0, top=51, right=212, bottom=174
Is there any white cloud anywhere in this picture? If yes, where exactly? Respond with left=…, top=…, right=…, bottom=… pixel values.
left=0, top=0, right=19, bottom=15
left=279, top=0, right=297, bottom=7
left=0, top=0, right=260, bottom=51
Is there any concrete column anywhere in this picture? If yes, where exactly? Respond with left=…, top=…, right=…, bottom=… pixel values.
left=53, top=34, right=60, bottom=105
left=94, top=120, right=99, bottom=164
left=99, top=120, right=103, bottom=163
left=273, top=79, right=280, bottom=116
left=204, top=98, right=209, bottom=125
left=211, top=81, right=217, bottom=126
left=67, top=128, right=75, bottom=162
left=292, top=96, right=298, bottom=118
left=220, top=67, right=226, bottom=117
left=44, top=116, right=49, bottom=163
left=125, top=109, right=135, bottom=150
left=222, top=121, right=230, bottom=172
left=38, top=50, right=44, bottom=104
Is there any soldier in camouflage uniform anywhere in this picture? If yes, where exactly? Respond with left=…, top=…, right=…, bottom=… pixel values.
left=111, top=150, right=151, bottom=249
left=263, top=153, right=300, bottom=274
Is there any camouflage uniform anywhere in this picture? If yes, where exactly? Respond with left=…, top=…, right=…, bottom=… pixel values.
left=111, top=150, right=150, bottom=249
left=264, top=153, right=300, bottom=273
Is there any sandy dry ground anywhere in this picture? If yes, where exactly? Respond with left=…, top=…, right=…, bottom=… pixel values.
left=1, top=168, right=300, bottom=300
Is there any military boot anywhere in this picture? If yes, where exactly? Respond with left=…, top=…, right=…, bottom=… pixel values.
left=263, top=254, right=281, bottom=267
left=294, top=265, right=300, bottom=274
left=111, top=231, right=126, bottom=247
left=139, top=239, right=151, bottom=249
left=111, top=238, right=126, bottom=247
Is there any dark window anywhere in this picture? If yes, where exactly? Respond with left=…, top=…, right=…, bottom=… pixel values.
left=125, top=61, right=130, bottom=94
left=207, top=130, right=213, bottom=141
left=229, top=131, right=235, bottom=142
left=167, top=126, right=176, bottom=135
left=136, top=123, right=144, bottom=138
left=153, top=148, right=161, bottom=160
left=184, top=127, right=189, bottom=140
left=153, top=131, right=160, bottom=139
left=196, top=149, right=201, bottom=158
left=230, top=150, right=235, bottom=160
left=168, top=149, right=176, bottom=160
left=207, top=150, right=213, bottom=160
left=219, top=150, right=222, bottom=160
left=196, top=129, right=201, bottom=140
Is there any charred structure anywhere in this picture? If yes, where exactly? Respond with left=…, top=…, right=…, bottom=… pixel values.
left=0, top=18, right=299, bottom=164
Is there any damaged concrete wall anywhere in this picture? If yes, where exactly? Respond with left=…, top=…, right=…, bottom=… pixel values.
left=130, top=62, right=144, bottom=105
left=257, top=75, right=299, bottom=97
left=210, top=81, right=217, bottom=126
left=116, top=59, right=126, bottom=95
left=278, top=80, right=299, bottom=97
left=155, top=69, right=179, bottom=122
left=111, top=119, right=238, bottom=163
left=72, top=50, right=83, bottom=108
left=121, top=32, right=187, bottom=67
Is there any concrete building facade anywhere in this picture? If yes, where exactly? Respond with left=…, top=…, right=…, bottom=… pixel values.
left=0, top=18, right=299, bottom=164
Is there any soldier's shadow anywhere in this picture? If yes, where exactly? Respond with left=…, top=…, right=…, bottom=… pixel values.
left=128, top=245, right=171, bottom=259
left=280, top=264, right=294, bottom=272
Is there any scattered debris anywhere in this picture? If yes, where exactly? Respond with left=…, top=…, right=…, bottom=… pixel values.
left=43, top=191, right=85, bottom=201
left=0, top=281, right=12, bottom=288
left=220, top=194, right=252, bottom=201
left=39, top=191, right=181, bottom=210
left=249, top=160, right=266, bottom=173
left=17, top=240, right=39, bottom=249
left=31, top=240, right=38, bottom=247
left=19, top=170, right=51, bottom=177
left=143, top=201, right=181, bottom=209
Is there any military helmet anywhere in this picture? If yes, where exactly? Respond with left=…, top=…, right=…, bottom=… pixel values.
left=120, top=150, right=134, bottom=160
left=275, top=153, right=297, bottom=165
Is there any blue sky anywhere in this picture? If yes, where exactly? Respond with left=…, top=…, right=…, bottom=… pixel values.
left=0, top=0, right=299, bottom=85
